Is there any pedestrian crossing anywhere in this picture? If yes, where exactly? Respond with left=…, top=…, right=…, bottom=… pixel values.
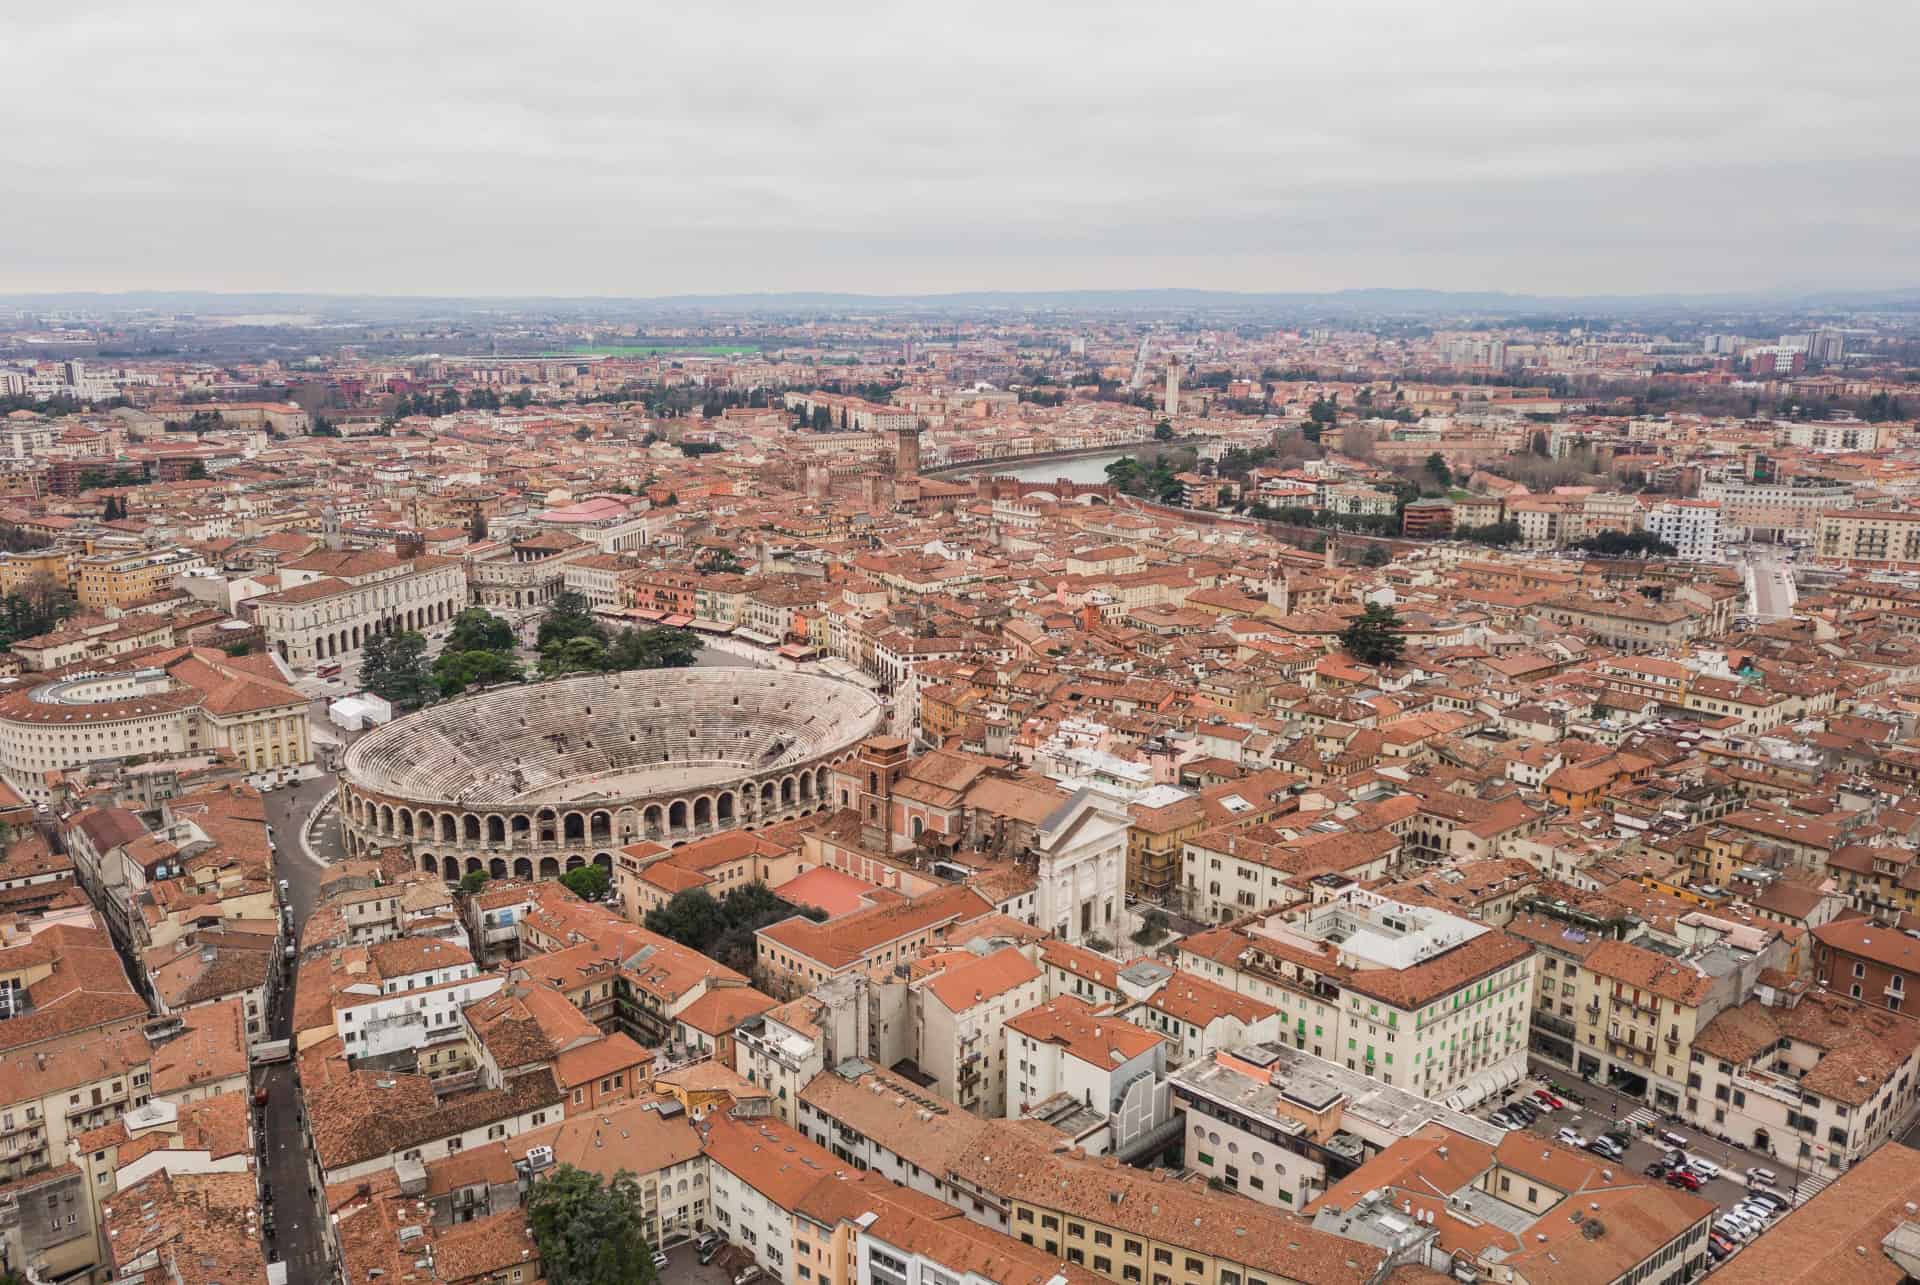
left=1792, top=1170, right=1832, bottom=1203
left=1620, top=1107, right=1658, bottom=1130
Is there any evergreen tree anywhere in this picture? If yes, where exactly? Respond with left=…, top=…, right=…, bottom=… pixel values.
left=1340, top=603, right=1406, bottom=666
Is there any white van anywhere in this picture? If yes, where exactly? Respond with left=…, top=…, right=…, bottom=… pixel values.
left=1659, top=1129, right=1690, bottom=1150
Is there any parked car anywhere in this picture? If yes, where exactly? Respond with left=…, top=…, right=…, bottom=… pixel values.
left=696, top=1232, right=725, bottom=1253
left=1644, top=1160, right=1670, bottom=1179
left=1706, top=1240, right=1729, bottom=1261
left=1708, top=1232, right=1735, bottom=1254
left=699, top=1242, right=726, bottom=1266
left=652, top=1251, right=670, bottom=1270
left=1665, top=1169, right=1702, bottom=1192
left=1556, top=1128, right=1588, bottom=1149
left=1747, top=1167, right=1779, bottom=1188
left=1533, top=1090, right=1565, bottom=1109
left=1746, top=1190, right=1789, bottom=1214
left=1588, top=1136, right=1625, bottom=1160
left=1686, top=1156, right=1723, bottom=1181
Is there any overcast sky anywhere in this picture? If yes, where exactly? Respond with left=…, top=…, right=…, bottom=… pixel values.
left=6, top=1, right=1917, bottom=299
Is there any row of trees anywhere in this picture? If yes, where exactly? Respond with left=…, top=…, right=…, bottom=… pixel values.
left=0, top=576, right=76, bottom=649
left=460, top=862, right=610, bottom=903
left=535, top=591, right=700, bottom=678
left=1574, top=530, right=1677, bottom=558
left=645, top=882, right=824, bottom=975
left=358, top=599, right=700, bottom=712
left=387, top=387, right=535, bottom=419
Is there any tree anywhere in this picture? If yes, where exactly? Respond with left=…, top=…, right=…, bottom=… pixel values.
left=561, top=863, right=612, bottom=902
left=365, top=630, right=436, bottom=708
left=359, top=630, right=391, bottom=695
left=602, top=627, right=699, bottom=672
left=434, top=648, right=525, bottom=697
left=1340, top=603, right=1405, bottom=666
left=467, top=508, right=489, bottom=542
left=538, top=591, right=603, bottom=651
left=1457, top=520, right=1521, bottom=547
left=645, top=888, right=727, bottom=947
left=1424, top=453, right=1452, bottom=489
left=1131, top=907, right=1171, bottom=946
left=1574, top=530, right=1677, bottom=558
left=185, top=460, right=209, bottom=480
left=0, top=575, right=76, bottom=648
left=526, top=1164, right=658, bottom=1285
left=1360, top=544, right=1392, bottom=567
left=539, top=635, right=606, bottom=677
left=459, top=869, right=490, bottom=895
left=447, top=608, right=516, bottom=654
left=1153, top=419, right=1174, bottom=441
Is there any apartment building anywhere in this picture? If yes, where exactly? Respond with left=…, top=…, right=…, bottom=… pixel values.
left=1309, top=1126, right=1714, bottom=1285
left=1687, top=979, right=1920, bottom=1174
left=1169, top=1042, right=1505, bottom=1211
left=1004, top=996, right=1169, bottom=1155
left=1818, top=508, right=1920, bottom=565
left=1179, top=824, right=1397, bottom=924
left=1697, top=475, right=1850, bottom=538
left=915, top=946, right=1044, bottom=1116
left=74, top=546, right=207, bottom=610
left=756, top=885, right=993, bottom=997
left=1812, top=917, right=1920, bottom=1011
left=1567, top=939, right=1739, bottom=1114
left=1645, top=499, right=1724, bottom=562
left=994, top=1144, right=1385, bottom=1285
left=0, top=1032, right=152, bottom=1183
left=1177, top=889, right=1536, bottom=1107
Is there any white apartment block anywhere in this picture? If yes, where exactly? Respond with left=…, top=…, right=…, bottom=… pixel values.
left=1646, top=500, right=1724, bottom=562
left=1178, top=888, right=1536, bottom=1108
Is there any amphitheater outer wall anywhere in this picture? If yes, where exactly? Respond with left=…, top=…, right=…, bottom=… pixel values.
left=336, top=669, right=887, bottom=882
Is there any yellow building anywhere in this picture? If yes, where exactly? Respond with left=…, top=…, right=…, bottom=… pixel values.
left=995, top=1145, right=1382, bottom=1285
left=74, top=547, right=206, bottom=609
left=1572, top=940, right=1718, bottom=1114
left=0, top=547, right=72, bottom=594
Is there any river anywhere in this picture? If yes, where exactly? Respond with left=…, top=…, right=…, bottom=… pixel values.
left=990, top=450, right=1138, bottom=485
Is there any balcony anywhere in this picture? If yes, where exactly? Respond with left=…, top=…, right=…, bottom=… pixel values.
left=1887, top=983, right=1908, bottom=1001
left=1534, top=1012, right=1577, bottom=1039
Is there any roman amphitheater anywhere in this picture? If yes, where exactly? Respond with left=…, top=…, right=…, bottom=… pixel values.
left=339, top=668, right=888, bottom=881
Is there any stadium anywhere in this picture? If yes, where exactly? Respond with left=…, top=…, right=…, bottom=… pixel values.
left=338, top=668, right=888, bottom=881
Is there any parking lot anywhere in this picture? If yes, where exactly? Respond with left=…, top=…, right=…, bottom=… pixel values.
left=658, top=1244, right=733, bottom=1285
left=1486, top=1074, right=1801, bottom=1266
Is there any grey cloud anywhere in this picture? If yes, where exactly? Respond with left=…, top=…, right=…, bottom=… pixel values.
left=3, top=0, right=1916, bottom=296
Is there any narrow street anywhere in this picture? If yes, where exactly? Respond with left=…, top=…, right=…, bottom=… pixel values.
left=256, top=773, right=341, bottom=1280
